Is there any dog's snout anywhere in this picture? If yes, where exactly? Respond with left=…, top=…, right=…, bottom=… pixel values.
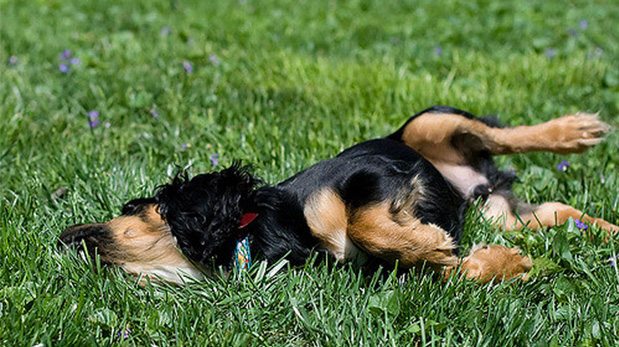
left=58, top=224, right=113, bottom=252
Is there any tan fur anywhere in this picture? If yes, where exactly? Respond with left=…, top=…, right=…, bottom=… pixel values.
left=390, top=175, right=425, bottom=224
left=347, top=203, right=457, bottom=268
left=401, top=112, right=610, bottom=198
left=105, top=205, right=204, bottom=283
left=401, top=112, right=609, bottom=161
left=445, top=244, right=532, bottom=284
left=483, top=195, right=619, bottom=235
left=304, top=188, right=356, bottom=261
left=401, top=111, right=616, bottom=234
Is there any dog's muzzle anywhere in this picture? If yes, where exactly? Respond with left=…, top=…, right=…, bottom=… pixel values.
left=58, top=224, right=114, bottom=257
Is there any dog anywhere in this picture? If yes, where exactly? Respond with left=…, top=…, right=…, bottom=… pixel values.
left=60, top=106, right=618, bottom=284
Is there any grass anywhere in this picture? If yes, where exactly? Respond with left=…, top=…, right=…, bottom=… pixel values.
left=1, top=0, right=619, bottom=345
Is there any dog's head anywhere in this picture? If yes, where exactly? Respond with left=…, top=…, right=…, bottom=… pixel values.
left=59, top=164, right=258, bottom=283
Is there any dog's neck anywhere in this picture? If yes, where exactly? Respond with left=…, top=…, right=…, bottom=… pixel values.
left=241, top=186, right=318, bottom=267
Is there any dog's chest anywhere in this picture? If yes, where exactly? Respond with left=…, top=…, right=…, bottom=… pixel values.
left=430, top=161, right=489, bottom=199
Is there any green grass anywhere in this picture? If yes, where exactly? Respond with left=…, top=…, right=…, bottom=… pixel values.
left=1, top=0, right=619, bottom=345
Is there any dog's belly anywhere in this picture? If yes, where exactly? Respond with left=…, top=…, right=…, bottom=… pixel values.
left=430, top=161, right=489, bottom=199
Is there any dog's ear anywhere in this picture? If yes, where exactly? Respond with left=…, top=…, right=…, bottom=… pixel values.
left=155, top=163, right=258, bottom=268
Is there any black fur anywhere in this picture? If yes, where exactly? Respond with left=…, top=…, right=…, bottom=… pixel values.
left=155, top=164, right=259, bottom=268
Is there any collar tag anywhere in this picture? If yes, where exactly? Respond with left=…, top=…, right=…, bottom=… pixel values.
left=235, top=237, right=252, bottom=274
left=238, top=213, right=259, bottom=229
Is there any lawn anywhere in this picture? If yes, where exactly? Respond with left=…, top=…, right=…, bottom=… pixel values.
left=1, top=0, right=619, bottom=345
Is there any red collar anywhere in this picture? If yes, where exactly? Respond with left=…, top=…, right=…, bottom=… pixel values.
left=238, top=213, right=259, bottom=229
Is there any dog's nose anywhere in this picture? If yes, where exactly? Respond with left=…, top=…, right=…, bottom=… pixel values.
left=58, top=223, right=113, bottom=253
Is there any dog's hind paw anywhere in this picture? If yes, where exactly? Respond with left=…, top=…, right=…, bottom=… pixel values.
left=544, top=113, right=611, bottom=154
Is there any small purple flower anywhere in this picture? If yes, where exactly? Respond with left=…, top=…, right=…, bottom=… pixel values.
left=210, top=153, right=219, bottom=166
left=183, top=60, right=193, bottom=72
left=544, top=48, right=557, bottom=59
left=161, top=27, right=170, bottom=36
left=556, top=160, right=570, bottom=171
left=69, top=57, right=80, bottom=66
left=209, top=54, right=220, bottom=66
left=579, top=20, right=588, bottom=30
left=117, top=328, right=131, bottom=340
left=59, top=49, right=71, bottom=60
left=182, top=143, right=189, bottom=149
left=59, top=63, right=69, bottom=72
left=434, top=45, right=443, bottom=56
left=8, top=56, right=18, bottom=65
left=609, top=256, right=618, bottom=267
left=574, top=219, right=588, bottom=230
left=87, top=110, right=100, bottom=128
left=150, top=108, right=160, bottom=118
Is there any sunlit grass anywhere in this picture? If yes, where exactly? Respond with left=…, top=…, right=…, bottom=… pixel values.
left=1, top=0, right=618, bottom=345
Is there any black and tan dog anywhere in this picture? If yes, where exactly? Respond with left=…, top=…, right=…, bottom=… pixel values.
left=60, top=106, right=618, bottom=284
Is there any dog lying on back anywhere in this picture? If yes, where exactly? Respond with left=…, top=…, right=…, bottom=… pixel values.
left=60, top=106, right=618, bottom=284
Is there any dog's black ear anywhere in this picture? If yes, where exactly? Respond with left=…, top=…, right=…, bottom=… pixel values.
left=155, top=163, right=258, bottom=268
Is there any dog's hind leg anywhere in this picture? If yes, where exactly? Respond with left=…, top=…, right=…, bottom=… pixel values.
left=482, top=193, right=619, bottom=235
left=392, top=107, right=610, bottom=159
left=389, top=107, right=610, bottom=200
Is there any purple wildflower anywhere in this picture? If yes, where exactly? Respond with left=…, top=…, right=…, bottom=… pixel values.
left=209, top=54, right=220, bottom=66
left=544, top=48, right=557, bottom=59
left=117, top=328, right=131, bottom=340
left=556, top=160, right=570, bottom=171
left=69, top=57, right=80, bottom=66
left=609, top=256, right=617, bottom=267
left=8, top=56, right=18, bottom=65
left=579, top=20, right=588, bottom=30
left=88, top=119, right=100, bottom=128
left=161, top=27, right=170, bottom=36
left=434, top=45, right=443, bottom=56
left=574, top=219, right=588, bottom=230
left=59, top=64, right=69, bottom=72
left=87, top=110, right=100, bottom=128
left=59, top=49, right=71, bottom=60
left=183, top=60, right=193, bottom=72
left=150, top=108, right=160, bottom=118
left=182, top=143, right=189, bottom=149
left=210, top=153, right=219, bottom=166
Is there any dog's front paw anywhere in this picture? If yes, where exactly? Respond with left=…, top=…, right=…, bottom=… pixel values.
left=544, top=113, right=610, bottom=154
left=458, top=244, right=532, bottom=284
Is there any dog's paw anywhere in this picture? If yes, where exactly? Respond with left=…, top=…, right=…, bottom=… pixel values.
left=546, top=113, right=611, bottom=152
left=458, top=244, right=532, bottom=284
left=544, top=113, right=611, bottom=154
left=591, top=218, right=619, bottom=237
